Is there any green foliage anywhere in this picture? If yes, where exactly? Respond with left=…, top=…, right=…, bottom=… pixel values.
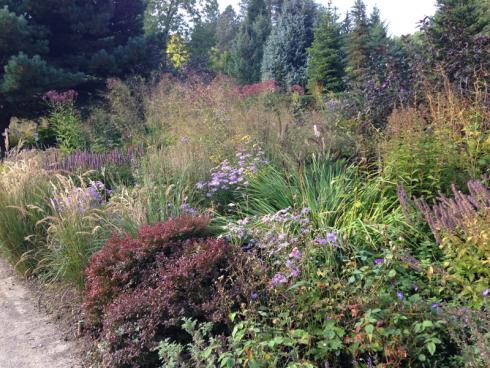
left=157, top=318, right=224, bottom=368
left=240, top=156, right=416, bottom=249
left=216, top=5, right=239, bottom=53
left=261, top=0, right=317, bottom=89
left=381, top=98, right=490, bottom=198
left=47, top=103, right=86, bottom=154
left=344, top=0, right=370, bottom=87
left=307, top=6, right=345, bottom=93
left=230, top=0, right=271, bottom=84
left=0, top=6, right=47, bottom=67
left=0, top=0, right=155, bottom=122
left=1, top=53, right=87, bottom=106
left=87, top=77, right=146, bottom=152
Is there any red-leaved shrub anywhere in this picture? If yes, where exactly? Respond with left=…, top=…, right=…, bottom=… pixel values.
left=83, top=216, right=256, bottom=367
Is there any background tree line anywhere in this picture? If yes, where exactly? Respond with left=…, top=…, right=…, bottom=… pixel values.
left=0, top=0, right=488, bottom=132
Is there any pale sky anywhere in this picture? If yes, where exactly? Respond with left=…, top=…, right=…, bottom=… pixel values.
left=218, top=0, right=438, bottom=36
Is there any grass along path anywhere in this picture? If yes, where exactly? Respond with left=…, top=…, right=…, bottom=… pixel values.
left=0, top=257, right=82, bottom=368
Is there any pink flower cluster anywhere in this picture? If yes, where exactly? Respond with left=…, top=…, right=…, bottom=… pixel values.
left=235, top=80, right=279, bottom=98
left=290, top=84, right=305, bottom=95
left=43, top=89, right=78, bottom=105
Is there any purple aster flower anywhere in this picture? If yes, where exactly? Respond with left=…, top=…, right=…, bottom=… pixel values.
left=289, top=267, right=300, bottom=278
left=326, top=232, right=337, bottom=244
left=251, top=292, right=258, bottom=300
left=315, top=237, right=328, bottom=246
left=271, top=272, right=288, bottom=287
left=374, top=258, right=384, bottom=266
left=396, top=291, right=404, bottom=301
left=301, top=208, right=311, bottom=215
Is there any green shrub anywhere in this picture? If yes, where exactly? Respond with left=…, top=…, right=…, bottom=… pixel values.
left=44, top=91, right=87, bottom=153
left=381, top=96, right=490, bottom=199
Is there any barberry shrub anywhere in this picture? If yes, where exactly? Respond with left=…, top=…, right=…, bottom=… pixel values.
left=83, top=216, right=255, bottom=367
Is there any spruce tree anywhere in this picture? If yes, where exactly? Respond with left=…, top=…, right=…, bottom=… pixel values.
left=307, top=4, right=345, bottom=93
left=230, top=0, right=271, bottom=84
left=261, top=0, right=316, bottom=89
left=344, top=0, right=370, bottom=89
left=367, top=6, right=390, bottom=83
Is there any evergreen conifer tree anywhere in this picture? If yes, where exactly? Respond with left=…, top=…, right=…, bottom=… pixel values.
left=230, top=0, right=271, bottom=84
left=261, top=0, right=316, bottom=88
left=307, top=4, right=345, bottom=93
left=344, top=0, right=370, bottom=89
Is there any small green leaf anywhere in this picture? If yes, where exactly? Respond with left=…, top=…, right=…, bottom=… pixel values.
left=427, top=342, right=436, bottom=355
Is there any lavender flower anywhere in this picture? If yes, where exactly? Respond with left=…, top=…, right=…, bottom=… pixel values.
left=326, top=232, right=337, bottom=243
left=396, top=291, right=404, bottom=301
left=374, top=258, right=384, bottom=266
left=483, top=289, right=489, bottom=298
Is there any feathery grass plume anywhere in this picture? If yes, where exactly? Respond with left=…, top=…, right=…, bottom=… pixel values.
left=0, top=156, right=51, bottom=273
left=38, top=174, right=124, bottom=287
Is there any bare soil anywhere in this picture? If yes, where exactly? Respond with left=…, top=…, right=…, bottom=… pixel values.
left=0, top=257, right=91, bottom=368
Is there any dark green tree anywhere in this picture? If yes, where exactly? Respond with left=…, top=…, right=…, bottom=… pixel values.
left=344, top=0, right=370, bottom=88
left=367, top=6, right=390, bottom=83
left=111, top=0, right=146, bottom=44
left=216, top=5, right=240, bottom=52
left=0, top=0, right=157, bottom=132
left=261, top=0, right=317, bottom=88
left=307, top=4, right=345, bottom=93
left=230, top=0, right=271, bottom=84
left=188, top=0, right=220, bottom=70
left=422, top=0, right=489, bottom=87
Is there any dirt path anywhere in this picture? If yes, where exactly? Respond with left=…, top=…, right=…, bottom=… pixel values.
left=0, top=258, right=82, bottom=368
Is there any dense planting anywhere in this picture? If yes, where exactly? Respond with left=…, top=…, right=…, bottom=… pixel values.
left=0, top=1, right=488, bottom=367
